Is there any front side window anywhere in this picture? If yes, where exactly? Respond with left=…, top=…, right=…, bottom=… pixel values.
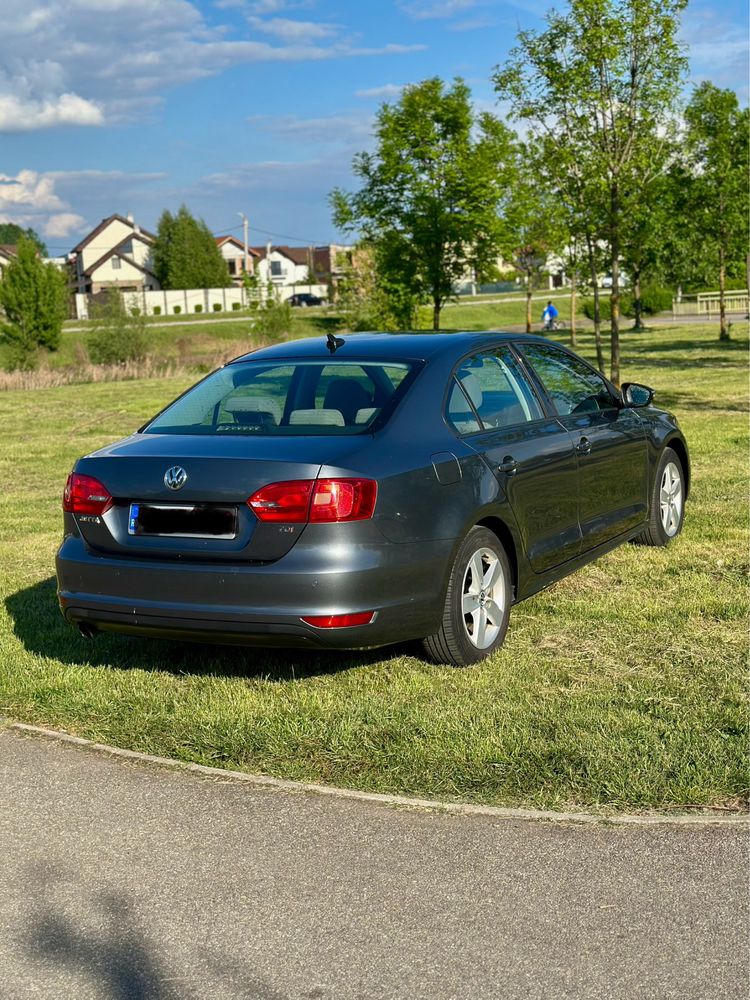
left=521, top=344, right=615, bottom=416
left=446, top=347, right=543, bottom=434
left=144, top=359, right=416, bottom=436
left=270, top=260, right=283, bottom=277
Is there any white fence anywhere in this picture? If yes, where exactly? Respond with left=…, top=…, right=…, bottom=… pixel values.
left=672, top=290, right=748, bottom=317
left=74, top=283, right=329, bottom=320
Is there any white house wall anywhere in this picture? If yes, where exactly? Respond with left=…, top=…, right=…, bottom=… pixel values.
left=74, top=283, right=328, bottom=319
left=79, top=219, right=134, bottom=271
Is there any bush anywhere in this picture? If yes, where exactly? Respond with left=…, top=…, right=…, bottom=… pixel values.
left=232, top=302, right=241, bottom=311
left=254, top=298, right=292, bottom=340
left=153, top=305, right=161, bottom=316
left=582, top=284, right=674, bottom=322
left=212, top=303, right=222, bottom=312
left=194, top=304, right=203, bottom=313
left=87, top=290, right=148, bottom=364
left=173, top=305, right=181, bottom=315
left=639, top=284, right=673, bottom=314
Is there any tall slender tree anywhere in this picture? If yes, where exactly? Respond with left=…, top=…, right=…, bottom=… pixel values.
left=332, top=78, right=516, bottom=330
left=680, top=83, right=749, bottom=340
left=495, top=0, right=687, bottom=383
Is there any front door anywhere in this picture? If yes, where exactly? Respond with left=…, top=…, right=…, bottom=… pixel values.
left=447, top=346, right=581, bottom=572
left=518, top=342, right=648, bottom=552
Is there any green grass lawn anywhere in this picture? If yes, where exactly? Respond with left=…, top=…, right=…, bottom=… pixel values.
left=0, top=323, right=747, bottom=813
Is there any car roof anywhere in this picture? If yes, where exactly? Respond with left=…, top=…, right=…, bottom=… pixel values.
left=230, top=331, right=556, bottom=364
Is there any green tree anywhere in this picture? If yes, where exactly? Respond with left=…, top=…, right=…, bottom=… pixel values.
left=333, top=241, right=420, bottom=332
left=152, top=206, right=231, bottom=290
left=679, top=84, right=749, bottom=340
left=0, top=223, right=46, bottom=256
left=499, top=156, right=566, bottom=333
left=87, top=290, right=148, bottom=365
left=495, top=0, right=688, bottom=383
left=332, top=77, right=516, bottom=330
left=0, top=236, right=67, bottom=370
left=619, top=172, right=674, bottom=331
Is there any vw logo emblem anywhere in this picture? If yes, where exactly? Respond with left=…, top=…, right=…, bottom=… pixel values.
left=164, top=466, right=188, bottom=491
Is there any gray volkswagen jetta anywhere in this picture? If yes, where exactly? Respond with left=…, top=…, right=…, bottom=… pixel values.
left=56, top=332, right=689, bottom=666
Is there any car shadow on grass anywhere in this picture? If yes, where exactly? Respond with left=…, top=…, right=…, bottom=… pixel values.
left=5, top=577, right=419, bottom=682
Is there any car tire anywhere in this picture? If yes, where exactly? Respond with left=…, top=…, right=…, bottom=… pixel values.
left=632, top=447, right=685, bottom=547
left=423, top=526, right=512, bottom=667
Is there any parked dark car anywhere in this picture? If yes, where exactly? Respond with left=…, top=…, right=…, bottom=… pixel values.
left=56, top=332, right=689, bottom=666
left=288, top=293, right=324, bottom=307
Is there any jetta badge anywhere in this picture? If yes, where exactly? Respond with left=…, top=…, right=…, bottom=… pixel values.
left=164, top=466, right=188, bottom=491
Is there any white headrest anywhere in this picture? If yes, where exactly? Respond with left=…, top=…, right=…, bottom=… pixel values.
left=459, top=372, right=483, bottom=410
left=289, top=409, right=345, bottom=426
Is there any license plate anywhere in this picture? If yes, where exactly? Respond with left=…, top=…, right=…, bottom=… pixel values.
left=128, top=503, right=237, bottom=539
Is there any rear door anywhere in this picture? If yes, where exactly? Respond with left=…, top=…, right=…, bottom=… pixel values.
left=518, top=342, right=648, bottom=551
left=447, top=346, right=581, bottom=572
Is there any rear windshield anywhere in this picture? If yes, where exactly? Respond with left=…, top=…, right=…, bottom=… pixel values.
left=143, top=359, right=417, bottom=436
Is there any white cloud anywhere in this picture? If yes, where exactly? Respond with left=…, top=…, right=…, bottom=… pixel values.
left=0, top=93, right=103, bottom=132
left=0, top=171, right=65, bottom=215
left=355, top=84, right=407, bottom=99
left=399, top=0, right=478, bottom=19
left=250, top=112, right=374, bottom=143
left=43, top=213, right=88, bottom=239
left=0, top=0, right=424, bottom=132
left=247, top=17, right=341, bottom=42
left=681, top=8, right=749, bottom=99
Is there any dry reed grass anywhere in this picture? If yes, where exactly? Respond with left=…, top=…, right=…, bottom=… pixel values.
left=0, top=340, right=256, bottom=392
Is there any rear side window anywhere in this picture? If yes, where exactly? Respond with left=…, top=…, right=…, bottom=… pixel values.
left=144, top=360, right=416, bottom=436
left=521, top=344, right=615, bottom=416
left=446, top=347, right=543, bottom=435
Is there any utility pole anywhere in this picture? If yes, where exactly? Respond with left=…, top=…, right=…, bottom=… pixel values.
left=238, top=212, right=249, bottom=277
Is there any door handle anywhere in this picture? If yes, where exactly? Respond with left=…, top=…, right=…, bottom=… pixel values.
left=576, top=437, right=592, bottom=456
left=498, top=456, right=518, bottom=475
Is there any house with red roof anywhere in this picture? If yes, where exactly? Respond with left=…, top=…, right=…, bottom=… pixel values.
left=70, top=213, right=159, bottom=295
left=214, top=235, right=259, bottom=284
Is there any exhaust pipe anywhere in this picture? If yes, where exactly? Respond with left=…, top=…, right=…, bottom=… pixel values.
left=78, top=623, right=96, bottom=640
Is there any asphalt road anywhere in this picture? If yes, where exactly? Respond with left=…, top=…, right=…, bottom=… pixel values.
left=1, top=728, right=746, bottom=1000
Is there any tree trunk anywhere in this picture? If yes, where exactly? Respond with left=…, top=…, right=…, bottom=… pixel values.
left=526, top=283, right=532, bottom=334
left=609, top=183, right=621, bottom=386
left=719, top=246, right=728, bottom=341
left=433, top=299, right=441, bottom=331
left=632, top=266, right=644, bottom=330
left=569, top=272, right=577, bottom=348
left=586, top=237, right=605, bottom=374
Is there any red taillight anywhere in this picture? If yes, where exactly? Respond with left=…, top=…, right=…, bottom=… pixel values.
left=301, top=612, right=376, bottom=629
left=248, top=478, right=377, bottom=523
left=63, top=473, right=113, bottom=516
left=309, top=479, right=377, bottom=522
left=247, top=479, right=314, bottom=522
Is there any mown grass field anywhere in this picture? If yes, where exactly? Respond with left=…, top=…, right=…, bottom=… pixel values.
left=0, top=322, right=747, bottom=813
left=9, top=293, right=581, bottom=373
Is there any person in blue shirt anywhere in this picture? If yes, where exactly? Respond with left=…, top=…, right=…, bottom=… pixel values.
left=541, top=301, right=559, bottom=330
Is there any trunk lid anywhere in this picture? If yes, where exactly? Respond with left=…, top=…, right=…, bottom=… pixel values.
left=73, top=433, right=367, bottom=562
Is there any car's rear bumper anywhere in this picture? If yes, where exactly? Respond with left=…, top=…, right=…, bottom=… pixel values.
left=56, top=534, right=453, bottom=649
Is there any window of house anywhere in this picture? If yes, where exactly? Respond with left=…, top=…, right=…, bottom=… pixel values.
left=270, top=260, right=283, bottom=277
left=112, top=257, right=121, bottom=269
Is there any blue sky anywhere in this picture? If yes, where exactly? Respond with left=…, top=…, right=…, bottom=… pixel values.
left=1, top=0, right=747, bottom=253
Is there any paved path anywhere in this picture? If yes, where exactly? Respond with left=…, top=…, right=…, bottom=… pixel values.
left=1, top=728, right=746, bottom=1000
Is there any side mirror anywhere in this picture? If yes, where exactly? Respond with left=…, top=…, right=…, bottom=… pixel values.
left=621, top=382, right=654, bottom=408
